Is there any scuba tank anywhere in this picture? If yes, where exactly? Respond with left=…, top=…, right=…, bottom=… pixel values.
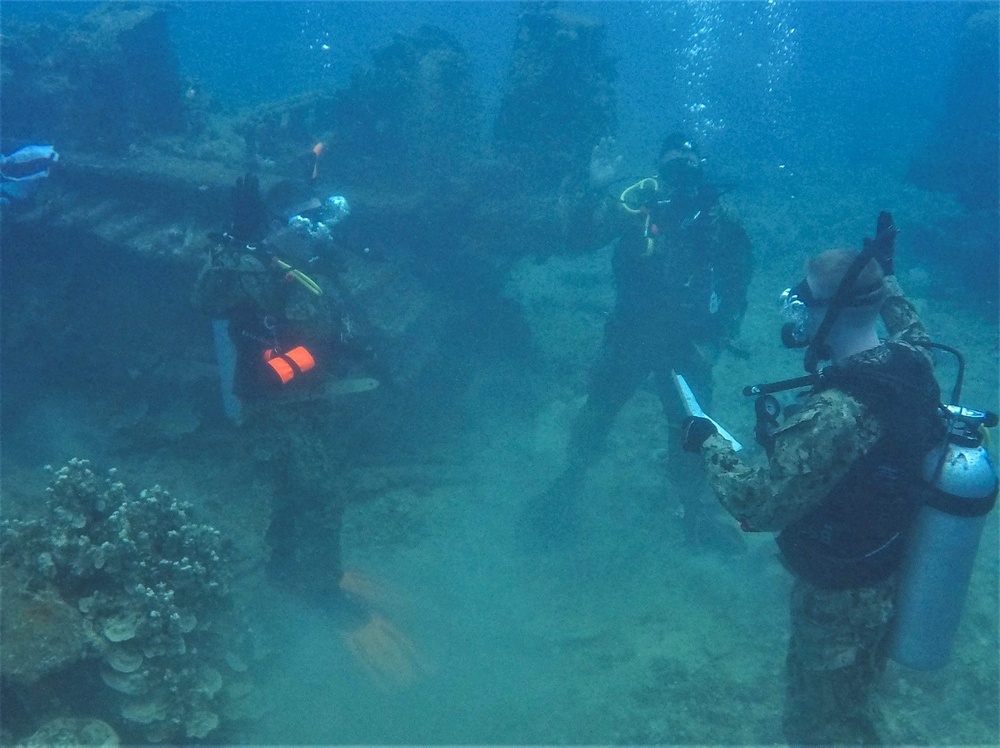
left=212, top=318, right=244, bottom=424
left=889, top=404, right=998, bottom=670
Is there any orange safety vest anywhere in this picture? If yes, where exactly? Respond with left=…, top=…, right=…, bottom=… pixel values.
left=262, top=346, right=316, bottom=384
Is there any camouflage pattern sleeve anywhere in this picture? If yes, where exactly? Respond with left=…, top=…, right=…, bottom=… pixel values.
left=881, top=275, right=931, bottom=354
left=701, top=389, right=880, bottom=532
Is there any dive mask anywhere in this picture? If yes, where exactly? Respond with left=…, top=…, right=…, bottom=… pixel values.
left=778, top=276, right=886, bottom=349
left=779, top=280, right=816, bottom=348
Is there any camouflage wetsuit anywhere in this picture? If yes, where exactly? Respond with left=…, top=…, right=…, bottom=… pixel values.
left=701, top=276, right=936, bottom=745
left=193, top=245, right=349, bottom=601
left=562, top=181, right=753, bottom=528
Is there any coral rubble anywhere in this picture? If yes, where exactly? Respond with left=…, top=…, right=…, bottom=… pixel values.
left=0, top=459, right=257, bottom=743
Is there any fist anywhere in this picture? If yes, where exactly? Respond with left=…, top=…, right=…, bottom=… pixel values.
left=681, top=416, right=717, bottom=453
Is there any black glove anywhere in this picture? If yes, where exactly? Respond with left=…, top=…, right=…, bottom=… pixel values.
left=230, top=174, right=270, bottom=244
left=681, top=416, right=717, bottom=453
left=863, top=210, right=897, bottom=276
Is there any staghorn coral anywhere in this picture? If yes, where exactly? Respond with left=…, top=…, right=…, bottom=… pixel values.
left=0, top=459, right=259, bottom=743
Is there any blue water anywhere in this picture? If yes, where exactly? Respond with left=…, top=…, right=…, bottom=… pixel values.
left=160, top=2, right=969, bottom=154
left=1, top=1, right=997, bottom=745
left=2, top=2, right=985, bottom=174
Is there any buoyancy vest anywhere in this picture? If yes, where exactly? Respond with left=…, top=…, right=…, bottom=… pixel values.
left=614, top=187, right=723, bottom=338
left=776, top=342, right=944, bottom=589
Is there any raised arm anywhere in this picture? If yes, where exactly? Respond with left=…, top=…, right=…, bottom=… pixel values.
left=563, top=137, right=632, bottom=252
left=867, top=211, right=932, bottom=353
left=881, top=276, right=931, bottom=349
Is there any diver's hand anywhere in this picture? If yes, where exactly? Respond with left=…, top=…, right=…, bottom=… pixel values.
left=589, top=137, right=622, bottom=191
left=864, top=210, right=897, bottom=276
left=681, top=416, right=717, bottom=453
left=230, top=174, right=270, bottom=244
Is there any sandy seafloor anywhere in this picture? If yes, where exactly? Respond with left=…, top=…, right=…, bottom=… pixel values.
left=3, top=143, right=996, bottom=746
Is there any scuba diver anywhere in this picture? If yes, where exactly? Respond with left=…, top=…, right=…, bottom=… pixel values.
left=529, top=133, right=753, bottom=551
left=193, top=173, right=358, bottom=599
left=192, top=174, right=428, bottom=689
left=681, top=212, right=997, bottom=744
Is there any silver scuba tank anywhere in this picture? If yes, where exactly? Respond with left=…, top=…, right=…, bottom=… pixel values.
left=211, top=318, right=244, bottom=425
left=890, top=406, right=998, bottom=670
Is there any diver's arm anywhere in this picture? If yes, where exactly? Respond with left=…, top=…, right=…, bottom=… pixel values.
left=881, top=275, right=932, bottom=353
left=702, top=390, right=873, bottom=532
left=565, top=187, right=629, bottom=253
left=713, top=212, right=754, bottom=341
left=868, top=211, right=932, bottom=356
left=192, top=254, right=238, bottom=317
left=564, top=138, right=631, bottom=252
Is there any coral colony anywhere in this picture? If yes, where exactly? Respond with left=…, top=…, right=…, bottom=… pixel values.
left=1, top=460, right=257, bottom=743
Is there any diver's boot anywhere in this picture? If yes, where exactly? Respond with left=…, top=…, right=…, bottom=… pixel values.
left=681, top=498, right=747, bottom=556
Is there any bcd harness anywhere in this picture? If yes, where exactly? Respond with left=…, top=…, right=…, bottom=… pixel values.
left=772, top=342, right=944, bottom=589
left=741, top=211, right=997, bottom=618
left=207, top=233, right=324, bottom=394
left=616, top=180, right=725, bottom=325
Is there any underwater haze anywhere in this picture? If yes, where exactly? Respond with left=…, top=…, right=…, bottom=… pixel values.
left=1, top=1, right=997, bottom=746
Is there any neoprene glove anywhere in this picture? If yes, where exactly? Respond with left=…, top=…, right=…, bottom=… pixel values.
left=681, top=416, right=718, bottom=453
left=230, top=174, right=270, bottom=244
left=864, top=210, right=897, bottom=277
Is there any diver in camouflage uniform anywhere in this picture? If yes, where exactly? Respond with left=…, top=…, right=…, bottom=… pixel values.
left=193, top=176, right=430, bottom=690
left=192, top=175, right=356, bottom=605
left=683, top=213, right=942, bottom=745
left=533, top=133, right=752, bottom=549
